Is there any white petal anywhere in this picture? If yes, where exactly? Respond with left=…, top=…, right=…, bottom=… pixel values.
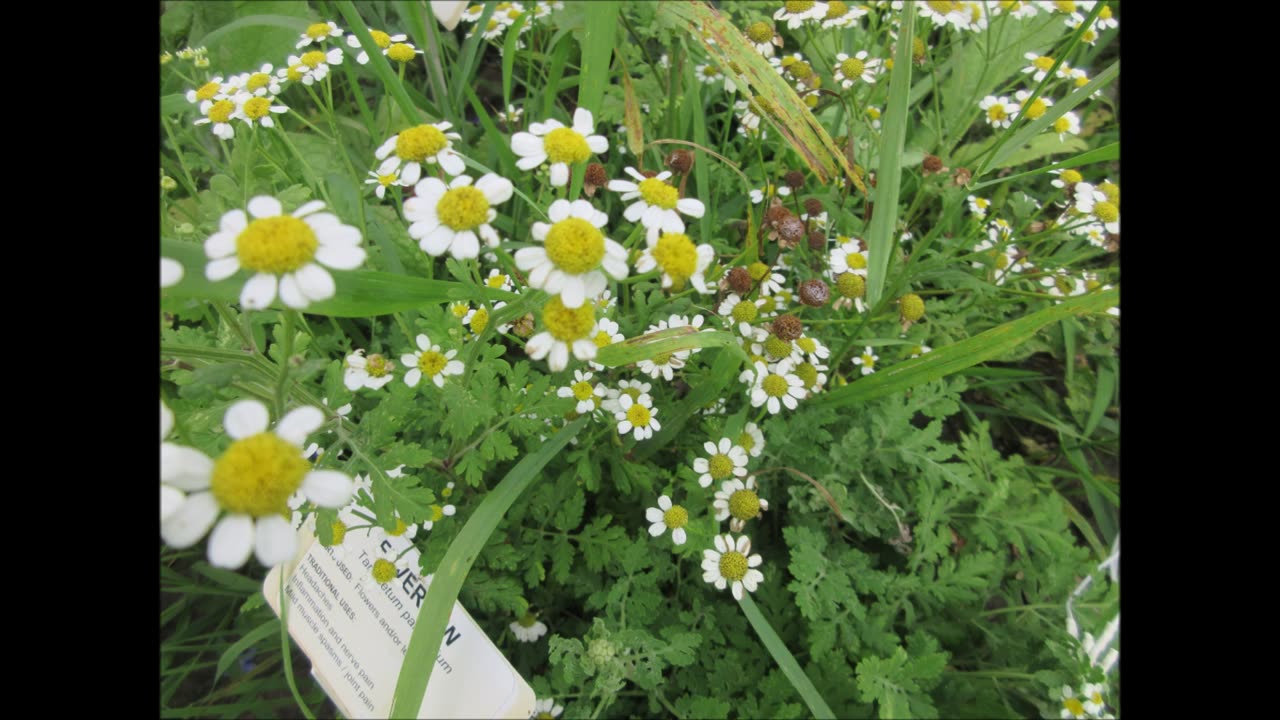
left=648, top=522, right=665, bottom=537
left=586, top=135, right=608, bottom=153
left=516, top=154, right=547, bottom=171
left=247, top=196, right=283, bottom=219
left=560, top=277, right=586, bottom=308
left=677, top=198, right=705, bottom=217
left=303, top=470, right=355, bottom=507
left=208, top=514, right=256, bottom=569
left=672, top=528, right=686, bottom=545
left=573, top=108, right=595, bottom=134
left=220, top=209, right=248, bottom=234
left=254, top=515, right=297, bottom=566
left=421, top=225, right=455, bottom=256
left=161, top=486, right=185, bottom=522
left=511, top=132, right=543, bottom=157
left=205, top=256, right=241, bottom=282
left=293, top=200, right=327, bottom=218
left=161, top=443, right=214, bottom=490
left=295, top=264, right=337, bottom=302
left=278, top=273, right=306, bottom=309
left=476, top=174, right=514, bottom=204
left=550, top=163, right=569, bottom=187
left=276, top=406, right=324, bottom=445
left=315, top=244, right=366, bottom=270
left=646, top=507, right=665, bottom=523
left=160, top=492, right=220, bottom=549
left=452, top=231, right=480, bottom=259
left=439, top=152, right=466, bottom=176
left=549, top=342, right=569, bottom=371
left=204, top=231, right=237, bottom=260
left=225, top=400, right=270, bottom=439
left=240, top=273, right=278, bottom=310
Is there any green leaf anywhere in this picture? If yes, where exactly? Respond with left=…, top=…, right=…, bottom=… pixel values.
left=970, top=142, right=1118, bottom=191
left=215, top=619, right=280, bottom=683
left=389, top=416, right=590, bottom=719
left=1083, top=362, right=1116, bottom=437
left=335, top=1, right=426, bottom=125
left=865, top=2, right=914, bottom=307
left=161, top=238, right=515, bottom=317
left=594, top=328, right=739, bottom=367
left=740, top=594, right=836, bottom=719
left=569, top=1, right=619, bottom=200
left=810, top=289, right=1118, bottom=410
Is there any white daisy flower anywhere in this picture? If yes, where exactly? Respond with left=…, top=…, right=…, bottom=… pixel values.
left=734, top=99, right=766, bottom=138
left=743, top=21, right=778, bottom=56
left=748, top=183, right=791, bottom=205
left=714, top=477, right=769, bottom=532
left=693, top=438, right=749, bottom=489
left=161, top=401, right=213, bottom=523
left=646, top=495, right=690, bottom=545
left=298, top=21, right=343, bottom=48
left=370, top=511, right=424, bottom=543
left=365, top=157, right=402, bottom=200
left=852, top=346, right=879, bottom=375
left=230, top=64, right=283, bottom=96
left=908, top=344, right=933, bottom=359
left=422, top=502, right=457, bottom=531
left=833, top=51, right=882, bottom=88
left=343, top=349, right=396, bottom=390
left=635, top=314, right=705, bottom=380
left=718, top=293, right=766, bottom=338
left=738, top=422, right=765, bottom=458
left=828, top=238, right=869, bottom=277
left=375, top=122, right=467, bottom=184
left=195, top=97, right=239, bottom=139
left=995, top=1, right=1038, bottom=19
left=742, top=360, right=807, bottom=414
left=979, top=95, right=1019, bottom=129
left=793, top=335, right=830, bottom=365
left=186, top=77, right=229, bottom=105
left=774, top=0, right=828, bottom=29
left=161, top=257, right=184, bottom=288
left=510, top=613, right=548, bottom=642
left=615, top=392, right=661, bottom=441
left=369, top=545, right=410, bottom=584
left=483, top=267, right=515, bottom=292
left=525, top=295, right=600, bottom=372
left=601, top=379, right=651, bottom=414
left=345, top=29, right=409, bottom=64
left=608, top=167, right=706, bottom=244
left=532, top=698, right=564, bottom=719
left=701, top=533, right=764, bottom=600
left=281, top=47, right=344, bottom=86
left=635, top=231, right=716, bottom=294
left=967, top=195, right=991, bottom=218
left=1051, top=111, right=1083, bottom=143
left=204, top=196, right=366, bottom=310
left=401, top=334, right=464, bottom=388
left=160, top=400, right=354, bottom=569
left=510, top=107, right=608, bottom=187
left=1059, top=685, right=1089, bottom=720
left=915, top=0, right=968, bottom=29
left=557, top=369, right=606, bottom=414
left=587, top=317, right=625, bottom=371
left=232, top=92, right=288, bottom=129
left=405, top=173, right=514, bottom=260
left=497, top=103, right=524, bottom=126
left=822, top=1, right=868, bottom=28
left=462, top=303, right=505, bottom=336
left=516, top=198, right=628, bottom=309
left=753, top=263, right=787, bottom=296
left=1013, top=89, right=1053, bottom=122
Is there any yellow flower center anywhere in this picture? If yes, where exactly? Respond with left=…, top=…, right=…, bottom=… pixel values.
left=535, top=714, right=555, bottom=720
left=663, top=505, right=689, bottom=529
left=468, top=307, right=490, bottom=334
left=387, top=517, right=409, bottom=536
left=1062, top=698, right=1084, bottom=717
left=487, top=274, right=510, bottom=289
left=1093, top=201, right=1118, bottom=223
left=729, top=489, right=761, bottom=521
left=377, top=173, right=397, bottom=187
left=763, top=374, right=789, bottom=398
left=287, top=64, right=305, bottom=81
left=840, top=57, right=866, bottom=79
left=785, top=1, right=815, bottom=12
left=846, top=251, right=867, bottom=269
left=1099, top=6, right=1112, bottom=19
left=388, top=43, right=416, bottom=63
left=987, top=104, right=1008, bottom=122
left=1082, top=29, right=1097, bottom=43
left=626, top=402, right=652, bottom=427
left=748, top=261, right=769, bottom=281
left=372, top=558, right=397, bottom=584
left=638, top=177, right=679, bottom=210
left=211, top=432, right=310, bottom=517
left=306, top=22, right=332, bottom=40
left=243, top=97, right=272, bottom=120
left=788, top=61, right=813, bottom=80
left=441, top=484, right=454, bottom=498
left=436, top=186, right=491, bottom=231
left=429, top=504, right=446, bottom=522
left=395, top=124, right=449, bottom=162
left=701, top=65, right=720, bottom=79
left=366, top=353, right=392, bottom=377
left=517, top=612, right=538, bottom=628
left=622, top=387, right=643, bottom=401
left=545, top=217, right=606, bottom=274
left=995, top=253, right=1010, bottom=269
left=797, top=337, right=816, bottom=353
left=731, top=300, right=758, bottom=323
left=1053, top=116, right=1072, bottom=134
left=1033, top=55, right=1055, bottom=71
left=867, top=107, right=881, bottom=120
left=764, top=335, right=791, bottom=360
left=1074, top=74, right=1089, bottom=88
left=195, top=80, right=222, bottom=101
left=796, top=362, right=819, bottom=388
left=205, top=99, right=235, bottom=124
left=1024, top=98, right=1047, bottom=119
left=746, top=21, right=773, bottom=42
left=417, top=350, right=448, bottom=377
left=826, top=1, right=849, bottom=19
left=451, top=302, right=469, bottom=318
left=708, top=453, right=734, bottom=479
left=927, top=0, right=957, bottom=13
left=236, top=215, right=318, bottom=274
left=543, top=127, right=592, bottom=164
left=246, top=72, right=272, bottom=91
left=719, top=550, right=748, bottom=581
left=1089, top=690, right=1103, bottom=704
left=1060, top=169, right=1083, bottom=184
left=330, top=520, right=347, bottom=545
left=651, top=233, right=699, bottom=289
left=860, top=352, right=876, bottom=369
left=571, top=380, right=595, bottom=402
left=301, top=50, right=327, bottom=68
left=1098, top=181, right=1119, bottom=205
left=1053, top=1, right=1076, bottom=13
left=592, top=330, right=614, bottom=348
left=370, top=30, right=392, bottom=48
left=542, top=295, right=596, bottom=341
left=737, top=432, right=755, bottom=453
left=1085, top=278, right=1101, bottom=291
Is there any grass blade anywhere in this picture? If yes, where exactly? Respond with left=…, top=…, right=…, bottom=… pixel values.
left=865, top=1, right=914, bottom=308
left=569, top=1, right=619, bottom=200
left=389, top=416, right=591, bottom=718
left=334, top=1, right=425, bottom=124
left=809, top=289, right=1118, bottom=410
left=594, top=328, right=739, bottom=367
left=215, top=618, right=280, bottom=684
left=447, top=2, right=496, bottom=121
left=161, top=238, right=515, bottom=316
left=1083, top=361, right=1115, bottom=438
left=970, top=141, right=1118, bottom=191
left=740, top=594, right=836, bottom=719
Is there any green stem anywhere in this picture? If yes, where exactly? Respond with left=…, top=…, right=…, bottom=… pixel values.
left=274, top=310, right=296, bottom=419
